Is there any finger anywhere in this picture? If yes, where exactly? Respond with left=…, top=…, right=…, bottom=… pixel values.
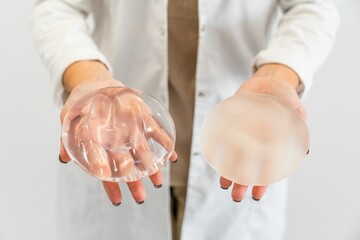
left=131, top=137, right=156, bottom=171
left=102, top=181, right=122, bottom=206
left=144, top=116, right=174, bottom=152
left=169, top=151, right=178, bottom=163
left=219, top=176, right=232, bottom=190
left=149, top=171, right=163, bottom=188
left=127, top=180, right=146, bottom=204
left=59, top=138, right=71, bottom=164
left=78, top=139, right=111, bottom=179
left=60, top=108, right=86, bottom=164
left=61, top=111, right=85, bottom=164
left=72, top=99, right=112, bottom=179
left=296, top=104, right=307, bottom=121
left=109, top=151, right=134, bottom=178
left=252, top=185, right=268, bottom=201
left=231, top=183, right=248, bottom=202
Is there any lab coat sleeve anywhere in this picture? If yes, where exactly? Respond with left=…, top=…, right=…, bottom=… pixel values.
left=32, top=0, right=113, bottom=107
left=252, top=0, right=340, bottom=98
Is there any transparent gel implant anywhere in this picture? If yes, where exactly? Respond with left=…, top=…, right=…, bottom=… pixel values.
left=62, top=87, right=176, bottom=182
left=200, top=93, right=310, bottom=186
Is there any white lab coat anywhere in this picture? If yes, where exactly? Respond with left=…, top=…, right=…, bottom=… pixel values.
left=32, top=1, right=339, bottom=239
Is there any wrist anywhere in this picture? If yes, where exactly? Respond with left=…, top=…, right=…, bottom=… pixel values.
left=63, top=60, right=113, bottom=93
left=253, top=63, right=300, bottom=89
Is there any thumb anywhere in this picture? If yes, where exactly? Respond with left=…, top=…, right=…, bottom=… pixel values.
left=296, top=104, right=307, bottom=121
left=59, top=138, right=71, bottom=164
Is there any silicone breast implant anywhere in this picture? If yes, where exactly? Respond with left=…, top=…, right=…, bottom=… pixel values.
left=200, top=93, right=309, bottom=186
left=62, top=87, right=176, bottom=182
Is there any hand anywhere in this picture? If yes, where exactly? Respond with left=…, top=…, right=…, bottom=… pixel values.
left=220, top=64, right=306, bottom=202
left=58, top=61, right=177, bottom=206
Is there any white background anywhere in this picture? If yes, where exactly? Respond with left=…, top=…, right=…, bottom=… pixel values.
left=0, top=0, right=359, bottom=239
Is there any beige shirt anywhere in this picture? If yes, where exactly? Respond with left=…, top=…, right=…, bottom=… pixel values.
left=168, top=0, right=198, bottom=187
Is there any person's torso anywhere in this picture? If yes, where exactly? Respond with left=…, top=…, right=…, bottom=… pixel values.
left=57, top=1, right=288, bottom=240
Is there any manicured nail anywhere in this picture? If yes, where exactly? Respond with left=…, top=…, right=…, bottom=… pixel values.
left=221, top=186, right=229, bottom=190
left=136, top=200, right=145, bottom=205
left=154, top=184, right=162, bottom=189
left=59, top=155, right=67, bottom=164
left=252, top=197, right=261, bottom=201
left=306, top=149, right=310, bottom=155
left=233, top=199, right=241, bottom=203
left=172, top=159, right=178, bottom=163
left=112, top=202, right=121, bottom=206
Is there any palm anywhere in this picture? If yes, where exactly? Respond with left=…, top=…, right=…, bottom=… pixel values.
left=220, top=77, right=306, bottom=201
left=60, top=80, right=178, bottom=205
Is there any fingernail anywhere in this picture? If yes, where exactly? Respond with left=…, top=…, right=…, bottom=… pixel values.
left=59, top=155, right=67, bottom=164
left=112, top=202, right=121, bottom=207
left=233, top=199, right=241, bottom=203
left=172, top=159, right=178, bottom=163
left=221, top=186, right=229, bottom=190
left=136, top=200, right=145, bottom=205
left=154, top=184, right=162, bottom=189
left=252, top=197, right=261, bottom=201
left=306, top=149, right=310, bottom=155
